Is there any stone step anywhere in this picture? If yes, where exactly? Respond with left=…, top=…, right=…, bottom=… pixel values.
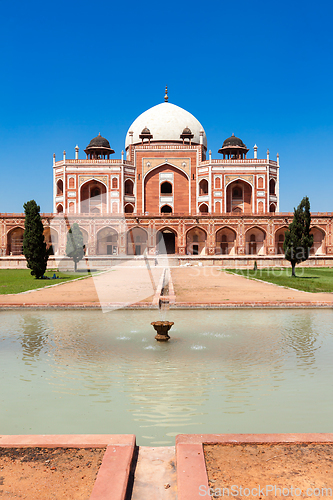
left=130, top=446, right=177, bottom=500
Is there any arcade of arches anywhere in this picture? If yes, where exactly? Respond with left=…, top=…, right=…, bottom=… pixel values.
left=2, top=218, right=331, bottom=258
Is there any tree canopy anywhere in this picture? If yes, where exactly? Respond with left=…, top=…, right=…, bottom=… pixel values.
left=283, top=196, right=314, bottom=277
left=23, top=200, right=49, bottom=279
left=66, top=223, right=85, bottom=272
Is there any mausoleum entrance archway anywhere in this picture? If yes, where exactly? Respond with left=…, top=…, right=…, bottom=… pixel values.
left=156, top=228, right=176, bottom=254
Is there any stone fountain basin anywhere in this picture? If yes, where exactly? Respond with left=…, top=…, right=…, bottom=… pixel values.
left=151, top=320, right=174, bottom=341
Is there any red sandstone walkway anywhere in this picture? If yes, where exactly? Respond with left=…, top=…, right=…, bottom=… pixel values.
left=171, top=267, right=333, bottom=306
left=0, top=266, right=163, bottom=307
left=0, top=266, right=333, bottom=307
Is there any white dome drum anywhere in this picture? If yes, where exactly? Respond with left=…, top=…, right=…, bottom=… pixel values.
left=125, top=102, right=207, bottom=149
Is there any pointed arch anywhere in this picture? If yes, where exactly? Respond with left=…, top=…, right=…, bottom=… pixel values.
left=310, top=226, right=326, bottom=255
left=125, top=179, right=134, bottom=196
left=186, top=226, right=207, bottom=255
left=245, top=226, right=266, bottom=255
left=225, top=178, right=253, bottom=213
left=161, top=204, right=172, bottom=214
left=199, top=203, right=209, bottom=214
left=80, top=179, right=107, bottom=214
left=96, top=226, right=119, bottom=255
left=127, top=227, right=148, bottom=255
left=124, top=203, right=134, bottom=214
left=215, top=226, right=237, bottom=255
left=156, top=227, right=177, bottom=254
left=275, top=226, right=288, bottom=254
left=6, top=227, right=25, bottom=255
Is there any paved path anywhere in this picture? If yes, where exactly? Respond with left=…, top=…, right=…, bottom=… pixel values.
left=1, top=266, right=333, bottom=307
left=171, top=267, right=333, bottom=306
left=131, top=446, right=177, bottom=500
left=0, top=265, right=164, bottom=307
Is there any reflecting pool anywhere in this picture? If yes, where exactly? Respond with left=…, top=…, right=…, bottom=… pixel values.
left=0, top=309, right=333, bottom=445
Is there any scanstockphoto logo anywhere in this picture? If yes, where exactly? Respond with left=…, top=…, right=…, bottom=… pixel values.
left=49, top=214, right=170, bottom=312
left=199, top=485, right=333, bottom=497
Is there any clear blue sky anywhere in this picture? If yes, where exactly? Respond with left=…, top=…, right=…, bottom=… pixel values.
left=0, top=0, right=332, bottom=213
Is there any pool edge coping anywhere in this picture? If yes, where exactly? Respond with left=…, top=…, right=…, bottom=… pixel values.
left=1, top=301, right=333, bottom=309
left=175, top=433, right=333, bottom=500
left=0, top=434, right=136, bottom=500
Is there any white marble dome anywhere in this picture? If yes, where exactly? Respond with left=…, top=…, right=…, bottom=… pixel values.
left=125, top=102, right=207, bottom=149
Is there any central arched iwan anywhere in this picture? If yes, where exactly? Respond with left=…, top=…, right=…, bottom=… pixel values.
left=144, top=165, right=188, bottom=213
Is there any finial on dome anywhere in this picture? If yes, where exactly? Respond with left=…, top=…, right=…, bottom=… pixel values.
left=164, top=85, right=168, bottom=102
left=232, top=133, right=235, bottom=136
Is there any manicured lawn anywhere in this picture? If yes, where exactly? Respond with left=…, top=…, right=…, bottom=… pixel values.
left=0, top=269, right=92, bottom=295
left=227, top=267, right=333, bottom=293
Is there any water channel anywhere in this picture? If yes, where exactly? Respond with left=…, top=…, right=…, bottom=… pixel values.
left=0, top=309, right=332, bottom=445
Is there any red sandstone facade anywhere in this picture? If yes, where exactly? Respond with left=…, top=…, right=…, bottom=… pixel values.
left=0, top=95, right=331, bottom=262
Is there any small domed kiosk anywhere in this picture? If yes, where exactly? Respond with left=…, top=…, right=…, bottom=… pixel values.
left=84, top=133, right=115, bottom=159
left=139, top=127, right=153, bottom=144
left=218, top=133, right=249, bottom=159
left=180, top=126, right=194, bottom=145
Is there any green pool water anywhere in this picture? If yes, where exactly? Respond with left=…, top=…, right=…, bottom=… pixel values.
left=0, top=309, right=332, bottom=445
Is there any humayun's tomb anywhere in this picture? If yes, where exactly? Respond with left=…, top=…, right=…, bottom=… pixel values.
left=1, top=89, right=332, bottom=268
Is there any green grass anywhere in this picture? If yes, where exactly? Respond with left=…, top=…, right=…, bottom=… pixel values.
left=226, top=267, right=333, bottom=293
left=0, top=269, right=93, bottom=295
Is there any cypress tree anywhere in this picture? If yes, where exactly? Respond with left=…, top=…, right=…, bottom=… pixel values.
left=283, top=196, right=313, bottom=277
left=23, top=200, right=49, bottom=279
left=66, top=223, right=84, bottom=272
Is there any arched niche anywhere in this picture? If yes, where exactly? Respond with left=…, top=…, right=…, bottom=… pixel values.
left=161, top=205, right=172, bottom=214
left=226, top=179, right=252, bottom=213
left=275, top=227, right=288, bottom=255
left=199, top=179, right=208, bottom=195
left=56, top=179, right=63, bottom=196
left=186, top=227, right=207, bottom=255
left=269, top=203, right=276, bottom=213
left=127, top=227, right=148, bottom=255
left=125, top=179, right=134, bottom=196
left=124, top=204, right=134, bottom=214
left=245, top=227, right=266, bottom=255
left=269, top=179, right=276, bottom=195
left=96, top=227, right=118, bottom=255
left=7, top=227, right=24, bottom=255
left=80, top=180, right=107, bottom=214
left=160, top=181, right=172, bottom=194
left=216, top=227, right=236, bottom=255
left=56, top=204, right=63, bottom=213
left=310, top=227, right=326, bottom=255
left=44, top=228, right=58, bottom=255
left=199, top=203, right=208, bottom=214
